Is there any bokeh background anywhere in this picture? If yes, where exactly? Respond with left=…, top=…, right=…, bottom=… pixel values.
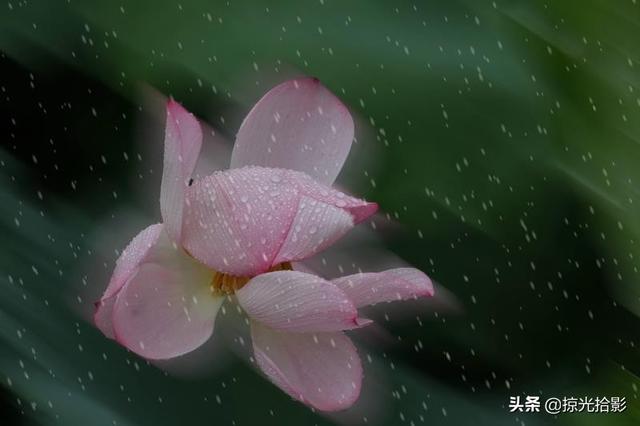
left=2, top=0, right=640, bottom=425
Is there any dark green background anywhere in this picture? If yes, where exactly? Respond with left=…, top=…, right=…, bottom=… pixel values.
left=1, top=0, right=639, bottom=424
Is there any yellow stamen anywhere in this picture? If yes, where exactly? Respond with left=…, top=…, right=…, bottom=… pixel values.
left=210, top=262, right=293, bottom=295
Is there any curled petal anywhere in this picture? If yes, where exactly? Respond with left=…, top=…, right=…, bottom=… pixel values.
left=161, top=100, right=203, bottom=242
left=112, top=244, right=222, bottom=360
left=331, top=268, right=434, bottom=308
left=182, top=167, right=376, bottom=276
left=94, top=223, right=163, bottom=338
left=251, top=321, right=362, bottom=411
left=271, top=196, right=353, bottom=266
left=289, top=171, right=378, bottom=224
left=236, top=271, right=363, bottom=332
left=230, top=77, right=354, bottom=185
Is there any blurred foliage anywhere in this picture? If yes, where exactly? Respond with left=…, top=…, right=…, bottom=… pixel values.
left=1, top=0, right=640, bottom=425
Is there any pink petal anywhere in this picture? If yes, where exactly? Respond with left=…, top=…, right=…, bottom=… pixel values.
left=331, top=268, right=434, bottom=308
left=94, top=223, right=163, bottom=338
left=270, top=196, right=353, bottom=266
left=230, top=78, right=354, bottom=185
left=94, top=295, right=119, bottom=339
left=251, top=321, right=362, bottom=411
left=160, top=100, right=203, bottom=242
left=183, top=167, right=298, bottom=276
left=111, top=246, right=222, bottom=360
left=236, top=271, right=362, bottom=332
left=288, top=170, right=378, bottom=224
left=182, top=167, right=376, bottom=276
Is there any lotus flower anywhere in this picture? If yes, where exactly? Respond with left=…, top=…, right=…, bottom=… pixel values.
left=94, top=78, right=434, bottom=411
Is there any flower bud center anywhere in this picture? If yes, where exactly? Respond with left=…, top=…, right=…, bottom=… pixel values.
left=210, top=262, right=293, bottom=295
